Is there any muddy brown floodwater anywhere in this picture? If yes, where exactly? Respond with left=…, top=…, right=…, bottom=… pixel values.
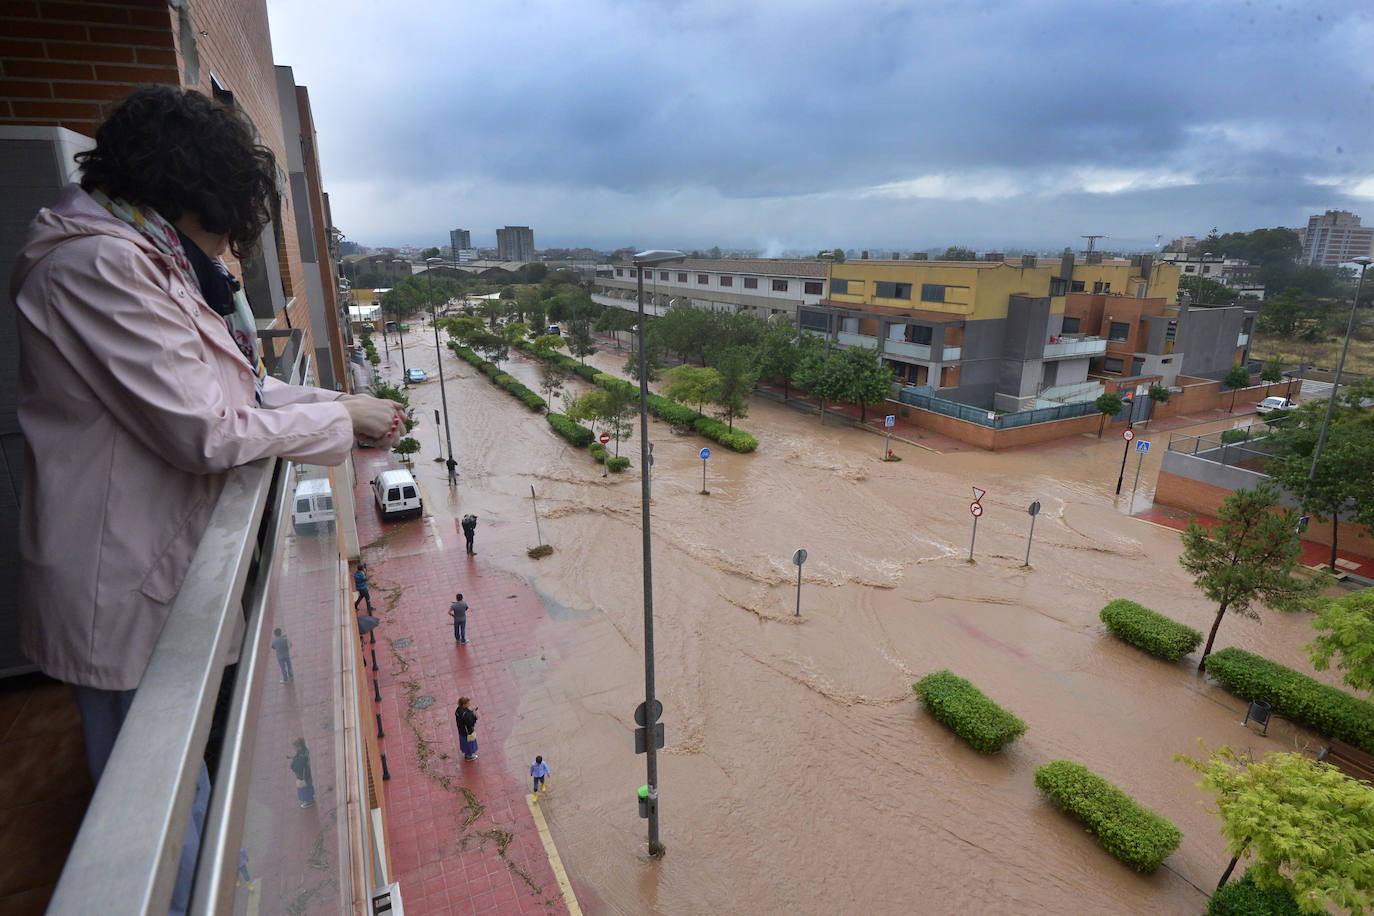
left=388, top=331, right=1343, bottom=915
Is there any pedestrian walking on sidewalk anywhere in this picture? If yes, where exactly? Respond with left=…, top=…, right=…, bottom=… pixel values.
left=237, top=848, right=251, bottom=885
left=455, top=697, right=479, bottom=760
left=446, top=457, right=458, bottom=486
left=461, top=513, right=477, bottom=555
left=530, top=755, right=550, bottom=796
left=448, top=593, right=468, bottom=644
left=270, top=628, right=293, bottom=683
left=353, top=563, right=374, bottom=612
left=290, top=738, right=315, bottom=808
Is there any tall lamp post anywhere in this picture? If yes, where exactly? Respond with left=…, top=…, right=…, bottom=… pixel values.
left=425, top=258, right=455, bottom=463
left=391, top=260, right=411, bottom=385
left=633, top=248, right=684, bottom=859
left=1305, top=256, right=1371, bottom=518
left=1114, top=395, right=1135, bottom=495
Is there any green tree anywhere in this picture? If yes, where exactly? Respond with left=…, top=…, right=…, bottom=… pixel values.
left=1177, top=745, right=1374, bottom=912
left=441, top=315, right=484, bottom=347
left=595, top=307, right=637, bottom=350
left=1308, top=588, right=1374, bottom=696
left=1181, top=274, right=1238, bottom=305
left=369, top=380, right=416, bottom=434
left=1148, top=384, right=1171, bottom=404
left=564, top=390, right=605, bottom=437
left=1094, top=391, right=1124, bottom=438
left=793, top=340, right=843, bottom=423
left=565, top=319, right=597, bottom=364
left=711, top=347, right=758, bottom=430
left=1260, top=354, right=1284, bottom=388
left=1267, top=418, right=1374, bottom=570
left=942, top=246, right=977, bottom=261
left=600, top=382, right=636, bottom=458
left=754, top=325, right=804, bottom=399
left=1223, top=363, right=1252, bottom=412
left=393, top=436, right=421, bottom=466
left=479, top=296, right=507, bottom=328
left=420, top=247, right=441, bottom=260
left=828, top=344, right=893, bottom=422
left=1255, top=290, right=1304, bottom=336
left=661, top=365, right=722, bottom=414
left=469, top=329, right=507, bottom=366
left=833, top=248, right=846, bottom=263
left=624, top=337, right=666, bottom=382
left=1179, top=484, right=1325, bottom=670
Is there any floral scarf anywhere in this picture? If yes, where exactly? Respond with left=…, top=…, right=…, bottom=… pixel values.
left=89, top=189, right=265, bottom=402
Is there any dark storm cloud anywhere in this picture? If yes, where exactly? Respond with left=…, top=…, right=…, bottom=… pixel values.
left=267, top=0, right=1374, bottom=247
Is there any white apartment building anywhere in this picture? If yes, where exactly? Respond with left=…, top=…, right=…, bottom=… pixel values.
left=594, top=258, right=828, bottom=321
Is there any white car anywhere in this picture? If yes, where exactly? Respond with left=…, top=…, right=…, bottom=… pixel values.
left=1255, top=396, right=1296, bottom=414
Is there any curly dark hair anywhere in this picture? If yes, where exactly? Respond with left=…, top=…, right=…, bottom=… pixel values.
left=76, top=84, right=278, bottom=259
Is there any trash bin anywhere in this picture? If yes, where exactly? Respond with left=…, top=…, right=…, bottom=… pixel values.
left=1243, top=700, right=1272, bottom=736
left=638, top=785, right=649, bottom=819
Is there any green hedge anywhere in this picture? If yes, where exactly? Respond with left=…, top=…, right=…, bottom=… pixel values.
left=1099, top=599, right=1203, bottom=662
left=546, top=413, right=593, bottom=447
left=448, top=343, right=546, bottom=411
left=1220, top=428, right=1250, bottom=444
left=912, top=670, right=1026, bottom=754
left=607, top=456, right=630, bottom=473
left=1033, top=760, right=1181, bottom=873
left=1204, top=647, right=1374, bottom=752
left=693, top=416, right=759, bottom=453
left=1207, top=871, right=1301, bottom=916
left=648, top=394, right=700, bottom=426
left=590, top=442, right=607, bottom=463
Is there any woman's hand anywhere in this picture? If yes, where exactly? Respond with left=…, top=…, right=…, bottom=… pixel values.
left=340, top=395, right=407, bottom=448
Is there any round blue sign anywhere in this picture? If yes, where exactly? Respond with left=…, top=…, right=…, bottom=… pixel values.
left=699, top=447, right=711, bottom=460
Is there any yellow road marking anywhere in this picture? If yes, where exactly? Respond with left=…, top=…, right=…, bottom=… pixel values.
left=526, top=792, right=581, bottom=915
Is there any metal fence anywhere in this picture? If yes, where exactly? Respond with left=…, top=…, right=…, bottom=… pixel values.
left=895, top=386, right=1099, bottom=429
left=1166, top=429, right=1276, bottom=471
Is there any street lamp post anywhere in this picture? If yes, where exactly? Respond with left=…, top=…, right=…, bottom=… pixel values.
left=426, top=258, right=455, bottom=464
left=1305, top=256, right=1371, bottom=512
left=391, top=260, right=411, bottom=385
left=633, top=249, right=684, bottom=859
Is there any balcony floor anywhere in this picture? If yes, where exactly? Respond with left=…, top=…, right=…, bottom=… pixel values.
left=0, top=673, right=92, bottom=915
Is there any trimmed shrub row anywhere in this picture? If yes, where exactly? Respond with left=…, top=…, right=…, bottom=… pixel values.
left=448, top=343, right=546, bottom=412
left=546, top=413, right=593, bottom=447
left=912, top=670, right=1027, bottom=754
left=1099, top=599, right=1203, bottom=662
left=1203, top=647, right=1374, bottom=752
left=1033, top=760, right=1181, bottom=874
left=1207, top=871, right=1301, bottom=916
left=693, top=416, right=759, bottom=453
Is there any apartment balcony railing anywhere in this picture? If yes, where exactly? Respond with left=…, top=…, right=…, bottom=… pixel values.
left=48, top=330, right=383, bottom=915
left=1042, top=336, right=1108, bottom=360
left=837, top=330, right=879, bottom=349
left=882, top=338, right=931, bottom=360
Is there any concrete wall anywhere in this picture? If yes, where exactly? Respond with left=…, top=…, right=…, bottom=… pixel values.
left=890, top=398, right=1103, bottom=450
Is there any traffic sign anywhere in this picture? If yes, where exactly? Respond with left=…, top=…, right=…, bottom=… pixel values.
left=699, top=447, right=711, bottom=460
left=634, top=699, right=663, bottom=726
left=792, top=548, right=807, bottom=566
left=970, top=502, right=983, bottom=517
left=599, top=432, right=611, bottom=444
left=972, top=487, right=986, bottom=502
left=1028, top=500, right=1041, bottom=516
left=884, top=415, right=895, bottom=428
left=634, top=722, right=665, bottom=754
left=1122, top=428, right=1135, bottom=441
left=1135, top=440, right=1150, bottom=453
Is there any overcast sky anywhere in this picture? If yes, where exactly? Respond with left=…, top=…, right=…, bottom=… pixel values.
left=265, top=0, right=1374, bottom=255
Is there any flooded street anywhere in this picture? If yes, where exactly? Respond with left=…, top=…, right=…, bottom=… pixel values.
left=381, top=330, right=1336, bottom=914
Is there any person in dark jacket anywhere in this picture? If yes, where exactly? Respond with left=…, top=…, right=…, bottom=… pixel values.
left=290, top=737, right=314, bottom=808
left=461, top=514, right=477, bottom=555
left=353, top=563, right=374, bottom=612
left=448, top=593, right=469, bottom=644
left=455, top=696, right=479, bottom=760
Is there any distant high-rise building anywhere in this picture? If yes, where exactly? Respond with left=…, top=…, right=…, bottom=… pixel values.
left=1302, top=210, right=1374, bottom=267
left=449, top=229, right=470, bottom=258
left=496, top=226, right=535, bottom=261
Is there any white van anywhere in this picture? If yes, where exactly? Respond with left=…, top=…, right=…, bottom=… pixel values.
left=292, top=478, right=336, bottom=531
left=372, top=469, right=422, bottom=520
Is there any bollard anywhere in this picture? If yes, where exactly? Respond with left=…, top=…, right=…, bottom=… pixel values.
left=381, top=753, right=391, bottom=781
left=373, top=678, right=382, bottom=702
left=371, top=648, right=379, bottom=672
left=376, top=713, right=385, bottom=739
left=637, top=785, right=649, bottom=819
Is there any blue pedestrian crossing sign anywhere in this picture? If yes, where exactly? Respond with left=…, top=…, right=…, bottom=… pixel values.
left=884, top=415, right=896, bottom=428
left=1135, top=440, right=1150, bottom=453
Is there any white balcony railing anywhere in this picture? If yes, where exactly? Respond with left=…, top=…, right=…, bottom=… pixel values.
left=1043, top=336, right=1108, bottom=359
left=883, top=339, right=931, bottom=360
left=837, top=331, right=879, bottom=349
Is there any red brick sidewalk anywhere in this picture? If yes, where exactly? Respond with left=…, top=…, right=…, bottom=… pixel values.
left=353, top=448, right=573, bottom=915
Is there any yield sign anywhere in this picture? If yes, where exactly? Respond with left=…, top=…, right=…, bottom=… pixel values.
left=972, top=487, right=986, bottom=502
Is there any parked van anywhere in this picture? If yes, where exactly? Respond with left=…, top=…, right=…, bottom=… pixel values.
left=372, top=469, right=422, bottom=520
left=292, top=478, right=336, bottom=531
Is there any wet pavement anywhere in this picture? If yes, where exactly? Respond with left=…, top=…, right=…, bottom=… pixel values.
left=355, top=326, right=1354, bottom=915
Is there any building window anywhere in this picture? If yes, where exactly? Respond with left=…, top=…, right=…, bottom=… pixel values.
left=1061, top=316, right=1080, bottom=333
left=1093, top=281, right=1113, bottom=294
left=920, top=284, right=945, bottom=302
left=1049, top=277, right=1067, bottom=297
left=720, top=276, right=733, bottom=287
left=1184, top=265, right=1196, bottom=273
left=772, top=279, right=789, bottom=292
left=1103, top=357, right=1124, bottom=373
left=909, top=325, right=932, bottom=345
left=831, top=278, right=849, bottom=295
left=1070, top=280, right=1085, bottom=292
left=697, top=274, right=709, bottom=285
left=677, top=272, right=687, bottom=282
left=798, top=310, right=829, bottom=332
left=660, top=271, right=669, bottom=280
left=804, top=281, right=823, bottom=295
left=616, top=268, right=624, bottom=276
left=874, top=281, right=911, bottom=299
left=744, top=277, right=758, bottom=289
left=1108, top=321, right=1130, bottom=342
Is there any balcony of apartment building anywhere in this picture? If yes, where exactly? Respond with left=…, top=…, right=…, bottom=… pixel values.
left=1041, top=334, right=1107, bottom=360
left=1, top=331, right=391, bottom=914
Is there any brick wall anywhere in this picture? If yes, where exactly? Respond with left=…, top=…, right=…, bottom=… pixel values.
left=891, top=399, right=1104, bottom=450
left=0, top=1, right=178, bottom=134
left=1154, top=470, right=1374, bottom=560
